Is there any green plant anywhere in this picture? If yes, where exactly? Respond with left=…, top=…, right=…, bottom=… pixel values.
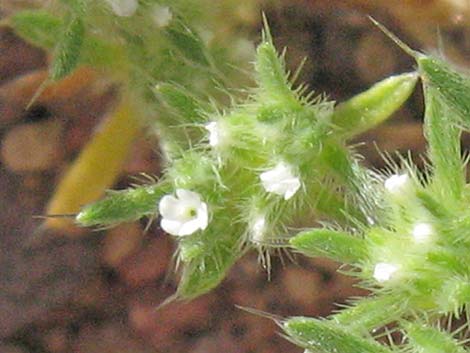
left=10, top=1, right=470, bottom=352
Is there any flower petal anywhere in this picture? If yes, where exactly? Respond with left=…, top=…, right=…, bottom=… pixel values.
left=178, top=218, right=204, bottom=236
left=205, top=122, right=220, bottom=147
left=251, top=216, right=266, bottom=242
left=176, top=189, right=202, bottom=206
left=260, top=162, right=301, bottom=199
left=197, top=202, right=209, bottom=230
left=159, top=195, right=183, bottom=220
left=283, top=178, right=301, bottom=200
left=161, top=218, right=183, bottom=236
left=373, top=263, right=398, bottom=282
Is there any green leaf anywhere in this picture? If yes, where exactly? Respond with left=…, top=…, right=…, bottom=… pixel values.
left=317, top=143, right=380, bottom=222
left=422, top=84, right=465, bottom=200
left=76, top=183, right=170, bottom=227
left=256, top=42, right=292, bottom=98
left=404, top=322, right=467, bottom=353
left=332, top=72, right=417, bottom=138
left=290, top=228, right=367, bottom=264
left=415, top=190, right=451, bottom=219
left=436, top=277, right=470, bottom=315
left=155, top=82, right=206, bottom=124
left=50, top=16, right=85, bottom=81
left=418, top=55, right=470, bottom=129
left=11, top=10, right=63, bottom=49
left=80, top=36, right=125, bottom=69
left=283, top=317, right=394, bottom=353
left=165, top=19, right=210, bottom=67
left=331, top=294, right=408, bottom=332
left=59, top=0, right=88, bottom=15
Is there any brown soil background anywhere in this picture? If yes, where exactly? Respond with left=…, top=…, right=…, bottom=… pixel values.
left=0, top=1, right=469, bottom=352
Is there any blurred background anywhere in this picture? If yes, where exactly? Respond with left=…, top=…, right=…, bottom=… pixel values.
left=0, top=1, right=469, bottom=352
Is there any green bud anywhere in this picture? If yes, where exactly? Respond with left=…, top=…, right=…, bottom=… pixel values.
left=332, top=72, right=418, bottom=138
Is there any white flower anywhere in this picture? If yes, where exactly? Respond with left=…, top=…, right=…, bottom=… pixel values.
left=384, top=173, right=410, bottom=195
left=412, top=222, right=434, bottom=243
left=106, top=0, right=138, bottom=17
left=159, top=189, right=208, bottom=236
left=373, top=263, right=399, bottom=283
left=152, top=4, right=172, bottom=28
left=205, top=122, right=220, bottom=147
left=260, top=162, right=301, bottom=200
left=205, top=121, right=230, bottom=148
left=250, top=215, right=266, bottom=243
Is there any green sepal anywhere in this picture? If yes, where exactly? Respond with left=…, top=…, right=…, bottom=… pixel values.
left=177, top=240, right=242, bottom=299
left=404, top=322, right=467, bottom=353
left=290, top=229, right=367, bottom=264
left=283, top=317, right=394, bottom=353
left=332, top=72, right=417, bottom=138
left=76, top=182, right=170, bottom=227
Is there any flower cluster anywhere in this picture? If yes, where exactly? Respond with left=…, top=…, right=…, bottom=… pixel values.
left=158, top=162, right=301, bottom=237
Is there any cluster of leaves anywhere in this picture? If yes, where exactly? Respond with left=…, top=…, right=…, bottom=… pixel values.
left=9, top=0, right=256, bottom=123
left=284, top=27, right=470, bottom=353
left=11, top=1, right=470, bottom=352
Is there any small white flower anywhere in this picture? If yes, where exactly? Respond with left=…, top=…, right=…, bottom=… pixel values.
left=159, top=189, right=208, bottom=236
left=152, top=4, right=172, bottom=28
left=250, top=215, right=266, bottom=243
left=412, top=222, right=434, bottom=243
left=260, top=162, right=301, bottom=200
left=106, top=0, right=138, bottom=17
left=373, top=262, right=399, bottom=283
left=384, top=173, right=410, bottom=195
left=205, top=122, right=220, bottom=147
